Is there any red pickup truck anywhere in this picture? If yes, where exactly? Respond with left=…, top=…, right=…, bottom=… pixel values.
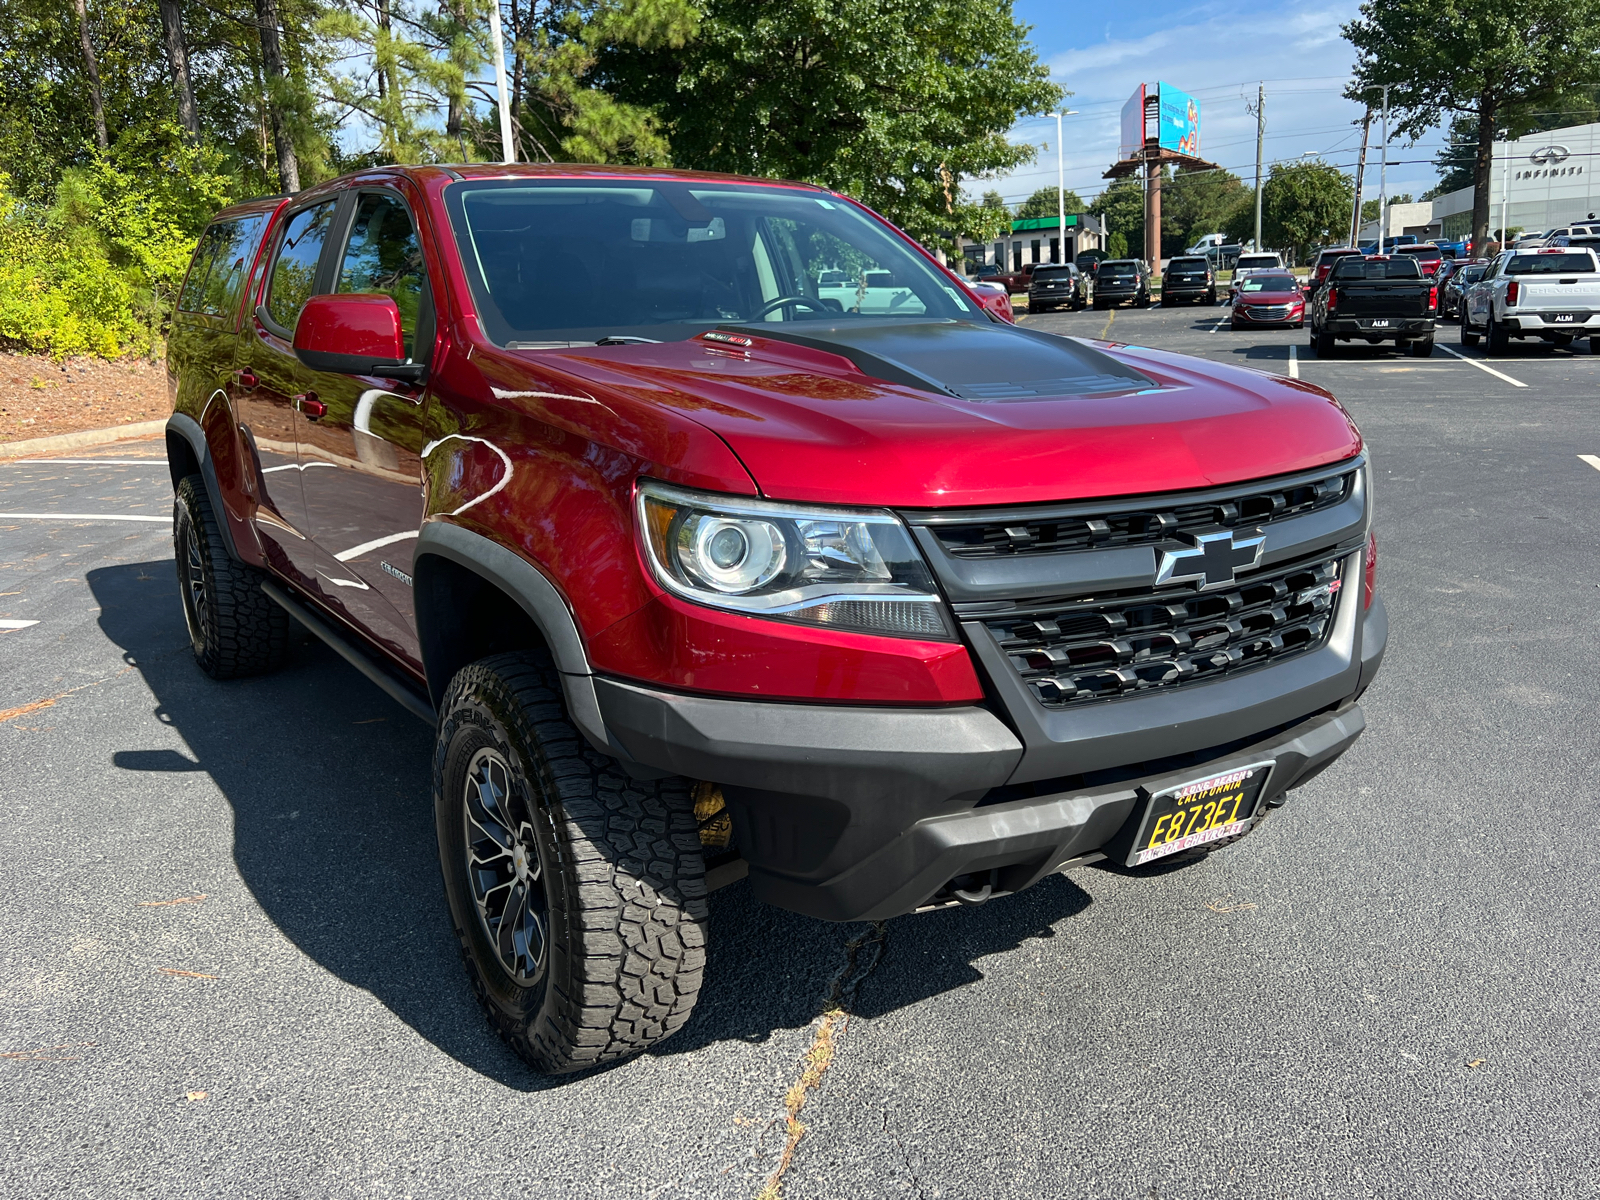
left=166, top=164, right=1385, bottom=1074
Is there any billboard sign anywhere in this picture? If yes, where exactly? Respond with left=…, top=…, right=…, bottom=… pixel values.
left=1119, top=85, right=1147, bottom=161
left=1157, top=82, right=1201, bottom=156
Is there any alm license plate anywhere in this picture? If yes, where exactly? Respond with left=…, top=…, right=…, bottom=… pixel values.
left=1129, top=761, right=1274, bottom=866
left=1553, top=313, right=1575, bottom=322
left=1368, top=319, right=1391, bottom=327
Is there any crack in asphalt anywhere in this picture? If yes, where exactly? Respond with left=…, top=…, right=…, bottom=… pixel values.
left=755, top=921, right=887, bottom=1200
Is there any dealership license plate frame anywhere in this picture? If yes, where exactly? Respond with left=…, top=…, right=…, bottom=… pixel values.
left=1125, top=760, right=1276, bottom=867
left=1553, top=313, right=1575, bottom=323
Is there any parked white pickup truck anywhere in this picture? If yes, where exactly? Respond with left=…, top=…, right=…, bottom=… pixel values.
left=1461, top=247, right=1600, bottom=356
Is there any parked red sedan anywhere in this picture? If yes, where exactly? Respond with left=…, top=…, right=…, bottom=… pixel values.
left=1231, top=272, right=1306, bottom=329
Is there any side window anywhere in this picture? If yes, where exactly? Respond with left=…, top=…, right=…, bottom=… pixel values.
left=337, top=193, right=427, bottom=356
left=178, top=226, right=225, bottom=314
left=198, top=214, right=268, bottom=320
left=266, top=201, right=338, bottom=332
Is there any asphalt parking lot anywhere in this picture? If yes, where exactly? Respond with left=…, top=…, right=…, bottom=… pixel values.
left=4, top=306, right=1600, bottom=1199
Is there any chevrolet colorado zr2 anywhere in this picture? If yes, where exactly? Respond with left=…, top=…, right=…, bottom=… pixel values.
left=164, top=165, right=1386, bottom=1074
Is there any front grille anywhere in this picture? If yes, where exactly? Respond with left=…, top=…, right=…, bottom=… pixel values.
left=1245, top=304, right=1292, bottom=318
left=932, top=470, right=1353, bottom=559
left=985, top=551, right=1344, bottom=708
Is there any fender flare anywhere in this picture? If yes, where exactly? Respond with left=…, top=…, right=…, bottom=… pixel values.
left=412, top=521, right=625, bottom=761
left=165, top=412, right=241, bottom=562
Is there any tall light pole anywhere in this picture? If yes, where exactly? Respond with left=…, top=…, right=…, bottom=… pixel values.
left=488, top=0, right=515, bottom=164
left=1500, top=136, right=1511, bottom=250
left=1052, top=110, right=1078, bottom=262
left=1378, top=84, right=1389, bottom=254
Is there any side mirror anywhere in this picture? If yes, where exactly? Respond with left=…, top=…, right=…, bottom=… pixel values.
left=292, top=294, right=424, bottom=381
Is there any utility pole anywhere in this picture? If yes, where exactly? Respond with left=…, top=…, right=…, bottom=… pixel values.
left=1500, top=135, right=1511, bottom=250
left=488, top=0, right=515, bottom=163
left=1251, top=82, right=1265, bottom=251
left=1378, top=85, right=1389, bottom=255
left=1349, top=110, right=1371, bottom=247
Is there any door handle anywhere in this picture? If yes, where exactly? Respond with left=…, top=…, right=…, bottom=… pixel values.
left=293, top=393, right=326, bottom=420
left=234, top=368, right=259, bottom=391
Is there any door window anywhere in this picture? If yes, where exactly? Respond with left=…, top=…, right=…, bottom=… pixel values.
left=178, top=226, right=225, bottom=314
left=337, top=193, right=427, bottom=357
left=191, top=215, right=268, bottom=319
left=266, top=201, right=338, bottom=332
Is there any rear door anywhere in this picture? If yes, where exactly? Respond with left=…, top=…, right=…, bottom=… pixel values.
left=234, top=197, right=343, bottom=591
left=294, top=187, right=433, bottom=670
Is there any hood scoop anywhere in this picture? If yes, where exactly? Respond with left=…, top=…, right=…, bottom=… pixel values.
left=719, top=318, right=1155, bottom=402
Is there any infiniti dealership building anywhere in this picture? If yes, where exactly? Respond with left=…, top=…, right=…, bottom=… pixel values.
left=1431, top=121, right=1600, bottom=240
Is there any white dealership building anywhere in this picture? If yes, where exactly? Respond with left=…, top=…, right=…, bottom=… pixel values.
left=1363, top=120, right=1600, bottom=243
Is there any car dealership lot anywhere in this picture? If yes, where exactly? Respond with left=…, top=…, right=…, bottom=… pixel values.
left=4, top=312, right=1599, bottom=1198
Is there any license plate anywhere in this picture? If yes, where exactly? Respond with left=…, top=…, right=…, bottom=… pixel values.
left=1369, top=319, right=1390, bottom=327
left=1554, top=313, right=1575, bottom=322
left=1129, top=761, right=1274, bottom=866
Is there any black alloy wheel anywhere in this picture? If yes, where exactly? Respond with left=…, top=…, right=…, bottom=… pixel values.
left=434, top=653, right=708, bottom=1074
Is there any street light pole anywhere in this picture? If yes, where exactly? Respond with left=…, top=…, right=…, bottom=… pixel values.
left=1052, top=110, right=1078, bottom=263
left=1378, top=85, right=1388, bottom=255
left=488, top=0, right=515, bottom=164
left=1252, top=82, right=1265, bottom=251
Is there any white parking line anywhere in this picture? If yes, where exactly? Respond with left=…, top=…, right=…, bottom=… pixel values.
left=1438, top=344, right=1528, bottom=388
left=0, top=619, right=39, bottom=630
left=334, top=529, right=418, bottom=562
left=1579, top=455, right=1600, bottom=472
left=1209, top=313, right=1229, bottom=334
left=0, top=458, right=160, bottom=466
left=1288, top=344, right=1298, bottom=379
left=0, top=512, right=170, bottom=522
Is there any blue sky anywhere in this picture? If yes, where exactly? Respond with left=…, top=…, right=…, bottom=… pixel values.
left=977, top=0, right=1451, bottom=211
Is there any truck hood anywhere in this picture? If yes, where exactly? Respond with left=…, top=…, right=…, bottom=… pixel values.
left=536, top=319, right=1362, bottom=508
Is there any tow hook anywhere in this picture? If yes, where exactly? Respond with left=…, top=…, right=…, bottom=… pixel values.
left=951, top=869, right=999, bottom=905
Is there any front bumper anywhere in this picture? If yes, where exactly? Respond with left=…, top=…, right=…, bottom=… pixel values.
left=1324, top=316, right=1435, bottom=339
left=596, top=593, right=1387, bottom=922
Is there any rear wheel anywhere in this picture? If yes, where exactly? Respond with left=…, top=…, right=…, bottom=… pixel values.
left=434, top=653, right=708, bottom=1074
left=1461, top=313, right=1480, bottom=347
left=1410, top=337, right=1435, bottom=357
left=172, top=475, right=289, bottom=679
left=1486, top=314, right=1510, bottom=356
left=1591, top=337, right=1600, bottom=355
left=1314, top=329, right=1336, bottom=358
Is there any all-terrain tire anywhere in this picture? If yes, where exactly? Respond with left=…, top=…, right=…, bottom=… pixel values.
left=173, top=475, right=289, bottom=679
left=433, top=653, right=708, bottom=1074
left=1410, top=337, right=1435, bottom=357
left=1314, top=329, right=1336, bottom=358
left=1460, top=313, right=1480, bottom=347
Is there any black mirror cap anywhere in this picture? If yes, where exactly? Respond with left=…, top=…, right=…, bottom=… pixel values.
left=293, top=346, right=427, bottom=381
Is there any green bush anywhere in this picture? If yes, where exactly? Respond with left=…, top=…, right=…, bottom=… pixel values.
left=0, top=125, right=233, bottom=359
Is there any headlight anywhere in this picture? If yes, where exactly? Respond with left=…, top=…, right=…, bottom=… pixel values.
left=636, top=480, right=954, bottom=640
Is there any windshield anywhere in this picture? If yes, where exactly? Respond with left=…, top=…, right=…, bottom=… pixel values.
left=1241, top=275, right=1297, bottom=292
left=1506, top=252, right=1597, bottom=275
left=1331, top=257, right=1423, bottom=279
left=444, top=179, right=976, bottom=345
left=1461, top=266, right=1486, bottom=283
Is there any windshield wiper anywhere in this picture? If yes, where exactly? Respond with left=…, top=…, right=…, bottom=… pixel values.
left=594, top=335, right=662, bottom=346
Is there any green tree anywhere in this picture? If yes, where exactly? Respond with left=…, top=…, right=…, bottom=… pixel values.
left=596, top=0, right=1063, bottom=250
left=1090, top=176, right=1143, bottom=261
left=981, top=189, right=1006, bottom=210
left=1162, top=167, right=1250, bottom=256
left=1261, top=159, right=1353, bottom=261
left=1343, top=0, right=1600, bottom=249
left=1014, top=185, right=1086, bottom=218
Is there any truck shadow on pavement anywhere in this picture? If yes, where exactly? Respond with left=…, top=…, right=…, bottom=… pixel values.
left=89, top=560, right=1101, bottom=1087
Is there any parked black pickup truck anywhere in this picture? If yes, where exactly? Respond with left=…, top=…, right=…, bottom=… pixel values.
left=1308, top=254, right=1437, bottom=357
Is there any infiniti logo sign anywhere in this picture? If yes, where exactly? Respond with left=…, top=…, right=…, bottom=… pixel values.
left=1529, top=145, right=1570, bottom=165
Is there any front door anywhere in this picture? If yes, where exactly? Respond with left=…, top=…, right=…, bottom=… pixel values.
left=234, top=198, right=341, bottom=592
left=296, top=189, right=432, bottom=671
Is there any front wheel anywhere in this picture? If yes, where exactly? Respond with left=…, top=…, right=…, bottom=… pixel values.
left=434, top=653, right=708, bottom=1074
left=172, top=475, right=289, bottom=679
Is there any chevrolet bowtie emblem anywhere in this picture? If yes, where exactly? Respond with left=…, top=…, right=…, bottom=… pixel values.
left=1155, top=529, right=1266, bottom=591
